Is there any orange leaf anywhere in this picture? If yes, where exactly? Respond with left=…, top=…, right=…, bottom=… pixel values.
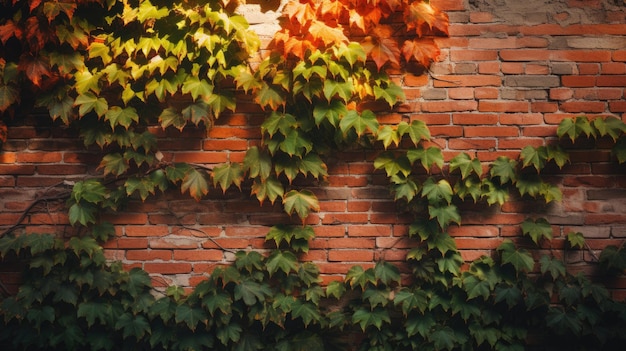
left=319, top=0, right=346, bottom=20
left=361, top=27, right=400, bottom=70
left=402, top=38, right=440, bottom=67
left=0, top=20, right=21, bottom=44
left=282, top=0, right=316, bottom=25
left=404, top=1, right=449, bottom=36
left=308, top=20, right=348, bottom=47
left=18, top=54, right=51, bottom=87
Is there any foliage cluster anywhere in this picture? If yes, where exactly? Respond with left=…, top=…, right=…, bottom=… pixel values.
left=1, top=0, right=626, bottom=350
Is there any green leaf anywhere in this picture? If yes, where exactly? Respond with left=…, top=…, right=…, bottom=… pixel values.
left=339, top=109, right=379, bottom=137
left=202, top=291, right=232, bottom=316
left=175, top=304, right=207, bottom=331
left=546, top=308, right=582, bottom=334
left=313, top=100, right=347, bottom=127
left=26, top=306, right=55, bottom=327
left=377, top=125, right=400, bottom=149
left=181, top=167, right=209, bottom=201
left=483, top=179, right=509, bottom=206
left=394, top=289, right=428, bottom=315
left=115, top=313, right=151, bottom=339
left=422, top=178, right=453, bottom=204
left=515, top=174, right=542, bottom=198
left=593, top=116, right=626, bottom=141
left=374, top=261, right=401, bottom=286
left=406, top=313, right=435, bottom=337
left=266, top=250, right=298, bottom=276
left=489, top=157, right=518, bottom=184
left=74, top=92, right=108, bottom=117
left=346, top=266, right=376, bottom=289
left=244, top=147, right=272, bottom=180
left=181, top=102, right=211, bottom=126
left=397, top=120, right=431, bottom=146
left=212, top=163, right=243, bottom=192
left=428, top=204, right=461, bottom=229
left=498, top=240, right=535, bottom=274
left=566, top=231, right=585, bottom=249
left=454, top=176, right=483, bottom=203
left=99, top=153, right=129, bottom=176
left=158, top=107, right=187, bottom=131
left=256, top=82, right=285, bottom=109
left=373, top=83, right=404, bottom=107
left=234, top=279, right=272, bottom=306
left=374, top=152, right=412, bottom=177
left=546, top=146, right=569, bottom=168
left=557, top=116, right=595, bottom=142
left=450, top=153, right=482, bottom=179
left=352, top=307, right=391, bottom=331
left=68, top=203, right=96, bottom=226
left=613, top=138, right=626, bottom=164
left=494, top=285, right=522, bottom=308
left=105, top=106, right=139, bottom=129
left=217, top=322, right=242, bottom=345
left=540, top=255, right=566, bottom=280
left=429, top=326, right=458, bottom=351
left=391, top=175, right=420, bottom=202
left=299, top=153, right=328, bottom=179
left=251, top=177, right=284, bottom=205
left=266, top=224, right=315, bottom=248
left=362, top=287, right=391, bottom=307
left=182, top=77, right=213, bottom=101
left=407, top=146, right=443, bottom=171
left=520, top=218, right=552, bottom=244
left=283, top=189, right=320, bottom=220
left=326, top=281, right=346, bottom=299
left=520, top=145, right=548, bottom=171
left=291, top=300, right=322, bottom=327
left=0, top=84, right=18, bottom=111
left=77, top=302, right=110, bottom=327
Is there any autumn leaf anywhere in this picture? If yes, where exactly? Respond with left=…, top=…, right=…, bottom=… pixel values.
left=283, top=0, right=316, bottom=26
left=309, top=20, right=348, bottom=47
left=404, top=1, right=449, bottom=37
left=0, top=20, right=22, bottom=45
left=42, top=0, right=77, bottom=22
left=18, top=54, right=52, bottom=87
left=401, top=38, right=440, bottom=67
left=0, top=120, right=7, bottom=144
left=360, top=27, right=400, bottom=70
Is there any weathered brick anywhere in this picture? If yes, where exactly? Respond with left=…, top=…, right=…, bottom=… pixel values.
left=504, top=75, right=560, bottom=87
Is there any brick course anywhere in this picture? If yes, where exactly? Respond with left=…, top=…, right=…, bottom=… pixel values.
left=0, top=0, right=625, bottom=297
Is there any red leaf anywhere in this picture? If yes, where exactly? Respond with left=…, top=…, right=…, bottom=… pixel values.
left=0, top=20, right=22, bottom=44
left=318, top=0, right=346, bottom=20
left=18, top=54, right=51, bottom=87
left=361, top=27, right=400, bottom=70
left=401, top=38, right=440, bottom=67
left=282, top=0, right=316, bottom=25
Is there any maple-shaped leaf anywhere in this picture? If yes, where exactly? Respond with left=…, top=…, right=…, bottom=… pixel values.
left=313, top=99, right=347, bottom=127
left=374, top=151, right=412, bottom=177
left=333, top=42, right=367, bottom=68
left=520, top=145, right=548, bottom=172
left=422, top=178, right=453, bottom=205
left=182, top=77, right=213, bottom=101
left=377, top=125, right=400, bottom=149
left=340, top=109, right=379, bottom=137
left=251, top=176, right=284, bottom=205
left=105, top=106, right=138, bottom=129
left=373, top=83, right=404, bottom=107
left=18, top=54, right=52, bottom=87
left=299, top=153, right=328, bottom=179
left=402, top=38, right=440, bottom=67
left=450, top=153, right=482, bottom=179
left=283, top=189, right=320, bottom=221
left=407, top=146, right=443, bottom=172
left=397, top=120, right=431, bottom=145
left=181, top=102, right=211, bottom=126
left=404, top=1, right=449, bottom=36
left=88, top=42, right=112, bottom=65
left=181, top=167, right=209, bottom=201
left=309, top=19, right=348, bottom=47
left=158, top=107, right=187, bottom=131
left=0, top=20, right=21, bottom=45
left=255, top=82, right=285, bottom=110
left=557, top=116, right=595, bottom=142
left=0, top=84, right=18, bottom=111
left=498, top=240, right=535, bottom=274
left=521, top=218, right=552, bottom=244
left=55, top=24, right=88, bottom=50
left=282, top=0, right=316, bottom=26
left=482, top=179, right=509, bottom=206
left=489, top=156, right=517, bottom=184
left=43, top=0, right=77, bottom=22
left=212, top=163, right=243, bottom=193
left=74, top=92, right=108, bottom=117
left=49, top=51, right=84, bottom=74
left=361, top=27, right=400, bottom=70
left=593, top=116, right=626, bottom=141
left=99, top=153, right=128, bottom=176
left=205, top=91, right=235, bottom=118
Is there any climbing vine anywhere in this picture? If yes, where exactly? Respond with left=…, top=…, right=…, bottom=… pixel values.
left=1, top=0, right=626, bottom=350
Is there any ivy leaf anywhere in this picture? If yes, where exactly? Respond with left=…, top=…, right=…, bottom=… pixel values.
left=402, top=38, right=441, bottom=67
left=373, top=83, right=404, bottom=107
left=299, top=153, right=328, bottom=180
left=429, top=326, right=458, bottom=351
left=181, top=102, right=211, bottom=126
left=323, top=80, right=352, bottom=102
left=0, top=84, right=19, bottom=111
left=406, top=313, right=435, bottom=338
left=557, top=116, right=595, bottom=142
left=483, top=179, right=509, bottom=206
left=566, top=231, right=585, bottom=249
left=266, top=224, right=315, bottom=248
left=422, top=178, right=453, bottom=205
left=397, top=120, right=431, bottom=146
left=326, top=281, right=346, bottom=299
left=450, top=153, right=482, bottom=179
left=334, top=42, right=366, bottom=67
left=377, top=125, right=401, bottom=149
left=361, top=27, right=400, bottom=70
left=454, top=176, right=483, bottom=203
left=234, top=279, right=272, bottom=306
left=374, top=261, right=401, bottom=286
left=339, top=109, right=379, bottom=137
left=515, top=174, right=542, bottom=198
left=217, top=322, right=242, bottom=345
left=251, top=177, right=284, bottom=205
left=74, top=92, right=108, bottom=117
left=202, top=291, right=232, bottom=316
left=498, top=240, right=535, bottom=274
left=352, top=307, right=391, bottom=331
left=77, top=302, right=110, bottom=328
left=158, top=107, right=187, bottom=131
left=283, top=189, right=320, bottom=220
left=520, top=146, right=548, bottom=172
left=105, top=106, right=139, bottom=129
left=546, top=146, right=569, bottom=169
left=489, top=157, right=518, bottom=184
left=494, top=285, right=522, bottom=308
left=290, top=300, right=322, bottom=327
left=346, top=266, right=376, bottom=289
left=593, top=116, right=626, bottom=141
left=181, top=167, right=209, bottom=201
left=540, top=182, right=562, bottom=203
left=99, top=153, right=129, bottom=176
left=205, top=91, right=236, bottom=118
left=394, top=289, right=428, bottom=315
left=266, top=250, right=298, bottom=276
left=212, top=163, right=243, bottom=193
left=181, top=77, right=213, bottom=101
left=613, top=138, right=626, bottom=164
left=374, top=152, right=412, bottom=178
left=175, top=304, right=207, bottom=331
left=312, top=99, right=347, bottom=127
left=407, top=146, right=443, bottom=171
left=540, top=255, right=566, bottom=280
left=520, top=218, right=552, bottom=244
left=463, top=275, right=491, bottom=300
left=546, top=308, right=582, bottom=335
left=391, top=176, right=420, bottom=202
left=115, top=313, right=151, bottom=339
left=256, top=82, right=285, bottom=110
left=68, top=203, right=96, bottom=226
left=244, top=147, right=272, bottom=180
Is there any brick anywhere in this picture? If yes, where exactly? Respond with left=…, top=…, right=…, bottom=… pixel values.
left=464, top=126, right=519, bottom=137
left=347, top=225, right=392, bottom=237
left=500, top=50, right=550, bottom=61
left=597, top=75, right=626, bottom=87
left=504, top=75, right=560, bottom=87
left=173, top=250, right=224, bottom=261
left=327, top=238, right=375, bottom=248
left=499, top=113, right=544, bottom=125
left=328, top=250, right=374, bottom=262
left=478, top=101, right=529, bottom=112
left=450, top=50, right=499, bottom=61
left=144, top=262, right=192, bottom=274
left=559, top=101, right=606, bottom=113
left=574, top=88, right=623, bottom=100
left=448, top=138, right=497, bottom=150
left=498, top=138, right=545, bottom=149
left=433, top=75, right=501, bottom=87
left=501, top=63, right=524, bottom=74
left=577, top=63, right=600, bottom=75
left=452, top=113, right=498, bottom=125
left=478, top=62, right=500, bottom=74
left=525, top=64, right=550, bottom=75
left=126, top=250, right=172, bottom=261
left=562, top=76, right=596, bottom=87
left=551, top=50, right=612, bottom=62
left=420, top=100, right=478, bottom=112
left=469, top=37, right=517, bottom=49
left=609, top=101, right=626, bottom=113
left=531, top=102, right=558, bottom=113
left=474, top=87, right=499, bottom=99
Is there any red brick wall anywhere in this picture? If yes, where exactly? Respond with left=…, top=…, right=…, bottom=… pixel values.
left=1, top=0, right=626, bottom=297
